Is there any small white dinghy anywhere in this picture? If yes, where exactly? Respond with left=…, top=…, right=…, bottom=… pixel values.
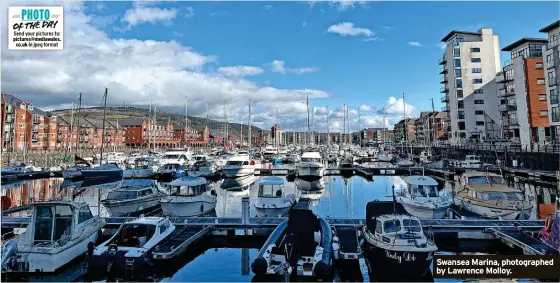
left=160, top=176, right=217, bottom=217
left=254, top=176, right=297, bottom=217
left=1, top=201, right=105, bottom=274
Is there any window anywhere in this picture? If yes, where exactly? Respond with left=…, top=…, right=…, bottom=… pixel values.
left=536, top=62, right=543, bottom=69
left=537, top=78, right=546, bottom=85
left=458, top=111, right=465, bottom=119
left=475, top=100, right=484, bottom=104
left=473, top=79, right=483, bottom=84
left=475, top=110, right=484, bottom=115
left=474, top=89, right=483, bottom=94
left=472, top=68, right=482, bottom=73
left=375, top=220, right=383, bottom=234
left=78, top=207, right=93, bottom=224
left=458, top=101, right=464, bottom=109
left=19, top=124, right=25, bottom=128
left=547, top=54, right=554, bottom=66
left=456, top=79, right=463, bottom=88
left=551, top=89, right=559, bottom=104
left=548, top=71, right=556, bottom=86
left=540, top=110, right=548, bottom=117
left=455, top=69, right=462, bottom=77
left=383, top=220, right=401, bottom=233
left=539, top=94, right=547, bottom=101
left=469, top=47, right=481, bottom=52
left=20, top=114, right=25, bottom=119
left=453, top=48, right=461, bottom=57
left=552, top=106, right=560, bottom=122
left=457, top=89, right=463, bottom=98
left=459, top=132, right=466, bottom=138
left=476, top=121, right=485, bottom=126
left=454, top=59, right=461, bottom=68
left=471, top=58, right=481, bottom=63
left=458, top=121, right=465, bottom=130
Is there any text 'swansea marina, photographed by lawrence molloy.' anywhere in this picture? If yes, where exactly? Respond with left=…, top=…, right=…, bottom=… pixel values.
left=1, top=1, right=560, bottom=282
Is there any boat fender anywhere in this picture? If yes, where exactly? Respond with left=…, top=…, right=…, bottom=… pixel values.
left=332, top=242, right=340, bottom=261
left=1, top=240, right=17, bottom=270
left=251, top=257, right=268, bottom=275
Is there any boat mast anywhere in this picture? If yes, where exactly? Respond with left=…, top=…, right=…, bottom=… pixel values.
left=383, top=108, right=386, bottom=148
left=306, top=92, right=310, bottom=146
left=343, top=104, right=346, bottom=145
left=276, top=109, right=279, bottom=149
left=67, top=102, right=74, bottom=158
left=153, top=104, right=157, bottom=150
left=248, top=99, right=252, bottom=151
left=185, top=96, right=188, bottom=148
left=74, top=93, right=82, bottom=156
left=224, top=101, right=228, bottom=148
left=148, top=97, right=152, bottom=150
left=327, top=106, right=330, bottom=148
left=403, top=93, right=407, bottom=150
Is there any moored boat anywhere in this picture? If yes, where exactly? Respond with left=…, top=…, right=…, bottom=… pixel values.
left=395, top=176, right=451, bottom=219
left=160, top=176, right=217, bottom=217
left=254, top=176, right=297, bottom=217
left=100, top=179, right=165, bottom=217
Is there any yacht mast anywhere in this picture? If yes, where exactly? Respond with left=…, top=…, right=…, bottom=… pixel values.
left=185, top=96, right=188, bottom=148
left=248, top=99, right=252, bottom=151
left=153, top=105, right=157, bottom=150
left=148, top=97, right=152, bottom=150
left=306, top=92, right=310, bottom=145
left=74, top=93, right=82, bottom=155
left=327, top=106, right=330, bottom=148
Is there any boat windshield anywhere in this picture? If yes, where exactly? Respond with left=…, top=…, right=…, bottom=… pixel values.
left=402, top=219, right=422, bottom=232
left=171, top=185, right=207, bottom=196
left=258, top=184, right=283, bottom=197
left=194, top=156, right=205, bottom=161
left=111, top=224, right=156, bottom=248
left=410, top=185, right=438, bottom=197
left=164, top=155, right=180, bottom=159
left=226, top=161, right=248, bottom=166
left=301, top=158, right=320, bottom=163
left=480, top=191, right=524, bottom=201
left=107, top=191, right=138, bottom=200
left=33, top=205, right=73, bottom=245
left=383, top=219, right=401, bottom=233
left=468, top=176, right=504, bottom=185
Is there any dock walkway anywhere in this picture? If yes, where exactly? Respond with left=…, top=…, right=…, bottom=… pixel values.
left=486, top=228, right=558, bottom=255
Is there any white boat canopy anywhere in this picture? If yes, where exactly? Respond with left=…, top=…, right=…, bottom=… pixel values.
left=259, top=176, right=284, bottom=186
left=402, top=176, right=438, bottom=186
left=169, top=176, right=207, bottom=187
left=301, top=152, right=322, bottom=159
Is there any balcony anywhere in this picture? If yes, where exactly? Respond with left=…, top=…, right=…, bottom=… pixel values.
left=32, top=125, right=39, bottom=132
left=496, top=75, right=505, bottom=83
left=547, top=38, right=560, bottom=50
left=438, top=56, right=447, bottom=65
left=440, top=86, right=449, bottom=93
left=441, top=95, right=449, bottom=102
left=499, top=88, right=515, bottom=97
left=551, top=93, right=559, bottom=105
left=6, top=106, right=13, bottom=114
left=503, top=118, right=519, bottom=126
left=552, top=113, right=560, bottom=123
left=5, top=116, right=13, bottom=123
left=439, top=67, right=448, bottom=74
left=440, top=75, right=448, bottom=83
left=498, top=102, right=517, bottom=112
left=442, top=106, right=449, bottom=112
left=504, top=59, right=512, bottom=68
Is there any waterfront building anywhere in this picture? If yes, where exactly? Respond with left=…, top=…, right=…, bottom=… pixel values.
left=540, top=20, right=560, bottom=142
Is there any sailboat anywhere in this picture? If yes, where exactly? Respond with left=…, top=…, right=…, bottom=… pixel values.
left=80, top=89, right=123, bottom=180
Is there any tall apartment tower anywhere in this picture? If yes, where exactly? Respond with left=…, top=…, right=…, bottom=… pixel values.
left=439, top=29, right=501, bottom=144
left=540, top=20, right=560, bottom=142
left=499, top=38, right=550, bottom=144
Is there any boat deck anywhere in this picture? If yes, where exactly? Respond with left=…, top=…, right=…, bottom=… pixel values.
left=486, top=228, right=558, bottom=255
left=336, top=227, right=360, bottom=255
left=152, top=226, right=212, bottom=259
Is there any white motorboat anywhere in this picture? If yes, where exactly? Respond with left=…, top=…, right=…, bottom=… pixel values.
left=188, top=160, right=216, bottom=178
left=254, top=176, right=297, bottom=217
left=395, top=176, right=451, bottom=219
left=262, top=145, right=278, bottom=161
left=220, top=175, right=257, bottom=192
left=160, top=176, right=217, bottom=217
left=1, top=164, right=41, bottom=176
left=158, top=149, right=193, bottom=166
left=106, top=152, right=127, bottom=166
left=123, top=157, right=155, bottom=179
left=453, top=171, right=532, bottom=220
left=88, top=217, right=176, bottom=278
left=376, top=151, right=393, bottom=162
left=100, top=179, right=166, bottom=217
left=1, top=201, right=105, bottom=274
left=296, top=177, right=326, bottom=191
left=460, top=155, right=482, bottom=168
left=223, top=153, right=255, bottom=178
left=296, top=152, right=325, bottom=179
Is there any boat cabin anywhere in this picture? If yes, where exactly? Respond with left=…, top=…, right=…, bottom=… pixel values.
left=225, top=155, right=251, bottom=166
left=106, top=217, right=173, bottom=248
left=167, top=176, right=210, bottom=197
left=459, top=173, right=524, bottom=201
left=192, top=154, right=208, bottom=162
left=159, top=164, right=185, bottom=172
left=134, top=157, right=153, bottom=169
left=27, top=202, right=95, bottom=247
left=403, top=176, right=439, bottom=198
left=258, top=177, right=285, bottom=198
left=301, top=152, right=323, bottom=163
left=106, top=180, right=157, bottom=201
left=461, top=155, right=481, bottom=167
left=367, top=214, right=424, bottom=243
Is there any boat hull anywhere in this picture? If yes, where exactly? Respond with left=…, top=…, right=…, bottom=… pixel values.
left=62, top=168, right=82, bottom=179
left=101, top=198, right=162, bottom=217
left=255, top=205, right=292, bottom=218
left=453, top=197, right=530, bottom=219
left=363, top=241, right=434, bottom=279
left=160, top=196, right=217, bottom=217
left=296, top=166, right=325, bottom=178
left=223, top=167, right=255, bottom=178
left=81, top=169, right=123, bottom=180
left=122, top=169, right=153, bottom=179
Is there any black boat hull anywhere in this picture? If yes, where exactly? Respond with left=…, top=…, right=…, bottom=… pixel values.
left=81, top=170, right=123, bottom=180
left=362, top=241, right=433, bottom=279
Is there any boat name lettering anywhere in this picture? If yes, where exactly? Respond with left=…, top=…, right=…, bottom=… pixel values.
left=385, top=250, right=416, bottom=263
left=36, top=247, right=51, bottom=252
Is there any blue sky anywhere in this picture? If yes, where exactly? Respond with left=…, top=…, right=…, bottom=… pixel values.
left=3, top=1, right=559, bottom=130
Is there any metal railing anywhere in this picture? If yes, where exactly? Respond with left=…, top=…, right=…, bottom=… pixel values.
left=440, top=86, right=449, bottom=93
left=503, top=118, right=519, bottom=126
left=439, top=56, right=447, bottom=65
left=499, top=88, right=515, bottom=97
left=498, top=103, right=517, bottom=112
left=440, top=75, right=448, bottom=83
left=547, top=38, right=560, bottom=49
left=441, top=95, right=449, bottom=102
left=442, top=106, right=449, bottom=112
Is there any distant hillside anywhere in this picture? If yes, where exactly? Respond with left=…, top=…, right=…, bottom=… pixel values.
left=51, top=107, right=263, bottom=136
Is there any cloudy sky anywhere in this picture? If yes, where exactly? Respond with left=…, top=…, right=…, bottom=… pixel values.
left=2, top=1, right=558, bottom=131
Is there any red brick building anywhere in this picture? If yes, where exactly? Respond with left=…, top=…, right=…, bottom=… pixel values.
left=119, top=118, right=180, bottom=147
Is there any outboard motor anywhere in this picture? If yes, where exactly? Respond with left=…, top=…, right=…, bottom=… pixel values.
left=1, top=240, right=17, bottom=270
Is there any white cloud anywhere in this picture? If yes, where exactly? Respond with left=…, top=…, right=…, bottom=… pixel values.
left=0, top=0, right=330, bottom=131
left=263, top=4, right=272, bottom=10
left=359, top=104, right=374, bottom=112
left=408, top=41, right=423, bottom=47
left=121, top=2, right=178, bottom=30
left=363, top=37, right=380, bottom=42
left=381, top=96, right=415, bottom=117
left=268, top=60, right=319, bottom=75
left=308, top=0, right=367, bottom=11
left=184, top=6, right=195, bottom=18
left=327, top=22, right=374, bottom=39
left=218, top=66, right=263, bottom=78
left=437, top=42, right=447, bottom=49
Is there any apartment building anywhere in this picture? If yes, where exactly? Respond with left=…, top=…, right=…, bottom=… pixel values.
left=440, top=29, right=501, bottom=144
left=119, top=118, right=180, bottom=147
left=540, top=20, right=560, bottom=143
left=498, top=38, right=550, bottom=144
left=394, top=118, right=417, bottom=143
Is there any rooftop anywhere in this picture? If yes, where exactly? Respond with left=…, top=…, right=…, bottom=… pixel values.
left=501, top=38, right=548, bottom=51
left=441, top=30, right=481, bottom=42
left=539, top=20, right=560, bottom=33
